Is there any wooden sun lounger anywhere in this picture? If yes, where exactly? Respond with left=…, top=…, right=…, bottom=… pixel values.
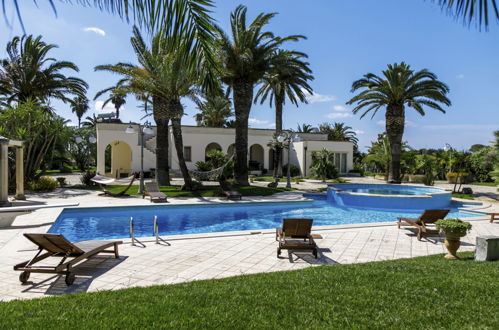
left=397, top=209, right=450, bottom=240
left=219, top=180, right=242, bottom=200
left=486, top=212, right=499, bottom=223
left=143, top=182, right=167, bottom=203
left=276, top=218, right=318, bottom=258
left=13, top=233, right=122, bottom=286
left=92, top=174, right=136, bottom=197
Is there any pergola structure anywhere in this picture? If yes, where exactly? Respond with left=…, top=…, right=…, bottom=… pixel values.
left=0, top=136, right=25, bottom=207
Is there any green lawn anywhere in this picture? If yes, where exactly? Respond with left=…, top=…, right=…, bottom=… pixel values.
left=1, top=252, right=497, bottom=328
left=452, top=192, right=475, bottom=200
left=71, top=184, right=294, bottom=197
left=36, top=166, right=96, bottom=175
left=253, top=176, right=304, bottom=182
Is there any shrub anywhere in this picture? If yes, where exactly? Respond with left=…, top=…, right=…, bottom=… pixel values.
left=408, top=174, right=425, bottom=183
left=59, top=166, right=73, bottom=174
left=446, top=172, right=469, bottom=184
left=249, top=175, right=255, bottom=183
left=81, top=170, right=96, bottom=186
left=422, top=172, right=436, bottom=186
left=310, top=149, right=338, bottom=182
left=29, top=176, right=58, bottom=192
left=435, top=218, right=472, bottom=235
left=56, top=177, right=66, bottom=187
left=195, top=161, right=212, bottom=172
left=282, top=163, right=300, bottom=177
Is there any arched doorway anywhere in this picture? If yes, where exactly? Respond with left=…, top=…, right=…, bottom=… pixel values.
left=105, top=141, right=132, bottom=178
left=205, top=142, right=222, bottom=161
left=249, top=144, right=264, bottom=171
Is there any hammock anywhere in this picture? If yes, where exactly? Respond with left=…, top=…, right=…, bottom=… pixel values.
left=91, top=175, right=136, bottom=197
left=189, top=155, right=234, bottom=181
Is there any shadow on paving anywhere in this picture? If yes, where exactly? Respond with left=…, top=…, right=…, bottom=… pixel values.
left=19, top=255, right=128, bottom=296
left=283, top=248, right=338, bottom=265
left=474, top=192, right=499, bottom=201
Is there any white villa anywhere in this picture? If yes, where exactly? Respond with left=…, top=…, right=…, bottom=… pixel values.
left=96, top=123, right=354, bottom=178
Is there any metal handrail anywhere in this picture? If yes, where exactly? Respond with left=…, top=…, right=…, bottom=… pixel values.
left=130, top=216, right=135, bottom=246
left=153, top=215, right=159, bottom=244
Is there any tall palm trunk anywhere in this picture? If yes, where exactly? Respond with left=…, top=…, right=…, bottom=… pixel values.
left=385, top=103, right=405, bottom=183
left=274, top=93, right=284, bottom=177
left=153, top=96, right=171, bottom=185
left=169, top=100, right=194, bottom=190
left=233, top=79, right=253, bottom=186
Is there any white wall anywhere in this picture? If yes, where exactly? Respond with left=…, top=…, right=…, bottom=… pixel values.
left=293, top=141, right=354, bottom=176
left=96, top=123, right=353, bottom=177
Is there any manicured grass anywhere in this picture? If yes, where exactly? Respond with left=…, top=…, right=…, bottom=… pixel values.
left=253, top=176, right=305, bottom=182
left=1, top=252, right=497, bottom=328
left=36, top=166, right=96, bottom=175
left=70, top=184, right=294, bottom=197
left=470, top=181, right=498, bottom=187
left=452, top=192, right=475, bottom=200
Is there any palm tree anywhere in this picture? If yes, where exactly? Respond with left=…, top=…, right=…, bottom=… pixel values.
left=319, top=122, right=359, bottom=147
left=0, top=35, right=88, bottom=105
left=5, top=0, right=216, bottom=40
left=255, top=50, right=313, bottom=177
left=95, top=26, right=212, bottom=189
left=216, top=5, right=304, bottom=185
left=365, top=134, right=391, bottom=180
left=297, top=123, right=314, bottom=133
left=82, top=114, right=98, bottom=128
left=196, top=94, right=233, bottom=127
left=94, top=87, right=127, bottom=119
left=347, top=62, right=451, bottom=183
left=70, top=96, right=89, bottom=127
left=435, top=0, right=499, bottom=28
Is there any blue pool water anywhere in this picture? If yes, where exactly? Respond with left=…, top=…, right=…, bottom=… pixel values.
left=329, top=184, right=452, bottom=210
left=49, top=196, right=478, bottom=241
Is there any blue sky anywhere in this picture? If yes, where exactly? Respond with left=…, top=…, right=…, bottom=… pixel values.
left=1, top=0, right=498, bottom=151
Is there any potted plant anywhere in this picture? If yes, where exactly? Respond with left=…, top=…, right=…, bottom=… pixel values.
left=293, top=176, right=301, bottom=184
left=435, top=218, right=472, bottom=259
left=249, top=175, right=255, bottom=183
left=56, top=177, right=66, bottom=187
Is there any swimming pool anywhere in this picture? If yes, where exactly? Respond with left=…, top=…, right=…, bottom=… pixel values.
left=49, top=196, right=478, bottom=241
left=328, top=184, right=451, bottom=210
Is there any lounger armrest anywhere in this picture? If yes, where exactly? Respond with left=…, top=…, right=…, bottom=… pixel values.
left=276, top=227, right=283, bottom=241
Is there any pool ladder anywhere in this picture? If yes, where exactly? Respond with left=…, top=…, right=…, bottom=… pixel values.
left=129, top=216, right=168, bottom=247
left=153, top=216, right=169, bottom=245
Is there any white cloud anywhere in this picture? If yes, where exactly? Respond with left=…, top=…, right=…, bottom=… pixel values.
left=82, top=27, right=106, bottom=36
left=302, top=89, right=336, bottom=103
left=456, top=74, right=465, bottom=79
left=248, top=118, right=269, bottom=125
left=325, top=112, right=352, bottom=119
left=332, top=105, right=348, bottom=112
left=376, top=120, right=385, bottom=126
left=354, top=130, right=365, bottom=135
left=94, top=100, right=123, bottom=113
left=268, top=122, right=276, bottom=128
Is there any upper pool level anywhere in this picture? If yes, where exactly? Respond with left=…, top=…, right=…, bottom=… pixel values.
left=328, top=184, right=452, bottom=211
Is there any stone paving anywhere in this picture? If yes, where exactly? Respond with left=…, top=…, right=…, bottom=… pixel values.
left=0, top=181, right=498, bottom=302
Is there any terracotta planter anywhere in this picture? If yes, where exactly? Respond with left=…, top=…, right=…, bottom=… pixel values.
left=441, top=231, right=467, bottom=259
